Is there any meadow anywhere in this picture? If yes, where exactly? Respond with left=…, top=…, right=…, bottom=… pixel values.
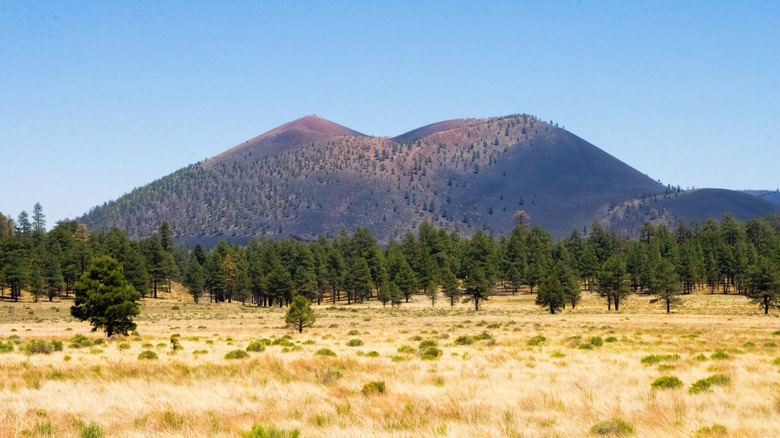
left=1, top=290, right=780, bottom=437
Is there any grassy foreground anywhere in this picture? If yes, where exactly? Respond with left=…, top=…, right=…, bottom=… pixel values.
left=1, top=291, right=780, bottom=437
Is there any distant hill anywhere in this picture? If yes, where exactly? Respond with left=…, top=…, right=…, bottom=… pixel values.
left=743, top=190, right=780, bottom=207
left=79, top=114, right=778, bottom=243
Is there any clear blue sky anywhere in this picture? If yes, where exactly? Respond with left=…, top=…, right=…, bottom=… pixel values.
left=1, top=1, right=778, bottom=226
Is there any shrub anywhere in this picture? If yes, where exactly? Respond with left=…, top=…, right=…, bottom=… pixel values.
left=118, top=343, right=131, bottom=350
left=589, top=336, right=604, bottom=347
left=362, top=381, right=386, bottom=395
left=23, top=339, right=54, bottom=355
left=528, top=335, right=546, bottom=346
left=651, top=376, right=683, bottom=389
left=419, top=339, right=437, bottom=349
left=710, top=350, right=730, bottom=360
left=79, top=421, right=105, bottom=438
left=694, top=424, right=728, bottom=437
left=689, top=374, right=731, bottom=393
left=69, top=334, right=94, bottom=349
left=454, top=336, right=475, bottom=345
left=246, top=341, right=266, bottom=352
left=590, top=417, right=635, bottom=436
left=347, top=330, right=360, bottom=336
left=605, top=337, right=618, bottom=343
left=397, top=345, right=415, bottom=354
left=0, top=341, right=13, bottom=353
left=578, top=343, right=594, bottom=350
left=314, top=348, right=337, bottom=357
left=242, top=424, right=301, bottom=438
left=225, top=350, right=249, bottom=359
left=138, top=350, right=158, bottom=360
left=366, top=351, right=380, bottom=357
left=641, top=354, right=680, bottom=365
left=347, top=339, right=364, bottom=347
left=550, top=350, right=565, bottom=358
left=420, top=347, right=443, bottom=360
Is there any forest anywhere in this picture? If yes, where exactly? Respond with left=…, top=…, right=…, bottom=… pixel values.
left=2, top=203, right=780, bottom=315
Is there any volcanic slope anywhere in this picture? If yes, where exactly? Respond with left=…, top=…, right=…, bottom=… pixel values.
left=79, top=114, right=774, bottom=244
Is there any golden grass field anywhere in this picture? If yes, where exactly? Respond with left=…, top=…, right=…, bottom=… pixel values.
left=2, top=289, right=780, bottom=437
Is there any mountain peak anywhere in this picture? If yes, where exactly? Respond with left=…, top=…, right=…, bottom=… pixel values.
left=269, top=114, right=365, bottom=138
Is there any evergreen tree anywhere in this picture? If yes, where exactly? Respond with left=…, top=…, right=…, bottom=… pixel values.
left=441, top=269, right=462, bottom=307
left=650, top=258, right=682, bottom=313
left=285, top=295, right=316, bottom=333
left=536, top=276, right=565, bottom=314
left=183, top=256, right=205, bottom=303
left=71, top=256, right=141, bottom=337
left=395, top=259, right=417, bottom=303
left=464, top=266, right=490, bottom=311
left=745, top=257, right=780, bottom=314
left=596, top=254, right=631, bottom=311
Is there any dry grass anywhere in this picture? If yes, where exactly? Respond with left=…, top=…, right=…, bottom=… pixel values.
left=1, top=290, right=780, bottom=437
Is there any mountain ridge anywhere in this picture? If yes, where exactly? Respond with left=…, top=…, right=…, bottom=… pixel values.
left=79, top=114, right=777, bottom=244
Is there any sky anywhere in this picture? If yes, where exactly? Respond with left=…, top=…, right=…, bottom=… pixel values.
left=1, top=1, right=778, bottom=226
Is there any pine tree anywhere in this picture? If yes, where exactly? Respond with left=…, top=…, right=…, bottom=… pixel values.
left=285, top=295, right=316, bottom=333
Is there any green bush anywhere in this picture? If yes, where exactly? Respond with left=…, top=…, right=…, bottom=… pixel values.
left=454, top=336, right=475, bottom=345
left=689, top=374, right=731, bottom=393
left=79, top=421, right=105, bottom=438
left=419, top=339, right=437, bottom=349
left=225, top=349, right=249, bottom=359
left=420, top=347, right=443, bottom=360
left=578, top=343, right=594, bottom=350
left=605, top=337, right=618, bottom=343
left=651, top=376, right=683, bottom=389
left=314, top=348, right=337, bottom=357
left=366, top=351, right=380, bottom=357
left=0, top=341, right=13, bottom=353
left=23, top=339, right=54, bottom=355
left=641, top=354, right=680, bottom=365
left=242, top=424, right=301, bottom=438
left=590, top=417, right=635, bottom=436
left=710, top=350, right=730, bottom=360
left=589, top=336, right=604, bottom=347
left=118, top=343, right=131, bottom=350
left=138, top=350, right=158, bottom=360
left=347, top=329, right=360, bottom=336
left=362, top=381, right=386, bottom=396
left=69, top=334, right=94, bottom=349
left=527, top=335, right=546, bottom=346
left=246, top=341, right=266, bottom=352
left=397, top=345, right=416, bottom=354
left=694, top=424, right=728, bottom=437
left=347, top=339, right=364, bottom=347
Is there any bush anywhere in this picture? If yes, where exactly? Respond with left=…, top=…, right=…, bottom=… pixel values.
left=454, top=336, right=475, bottom=345
left=420, top=346, right=443, bottom=360
left=314, top=348, right=337, bottom=357
left=347, top=339, right=364, bottom=347
left=578, top=343, right=594, bottom=350
left=138, top=350, right=158, bottom=360
left=79, top=421, right=105, bottom=438
left=242, top=424, right=301, bottom=438
left=689, top=374, right=731, bottom=393
left=347, top=329, right=360, bottom=336
left=710, top=350, right=730, bottom=360
left=641, top=354, right=680, bottom=365
left=419, top=339, right=437, bottom=349
left=23, top=339, right=54, bottom=355
left=225, top=349, right=249, bottom=359
left=0, top=341, right=13, bottom=353
left=118, top=343, right=131, bottom=350
left=651, top=376, right=683, bottom=389
left=246, top=341, right=266, bottom=352
left=590, top=417, right=635, bottom=436
left=589, top=336, right=604, bottom=347
left=362, top=381, right=385, bottom=395
left=694, top=424, right=728, bottom=437
left=366, top=351, right=380, bottom=357
left=528, top=335, right=546, bottom=346
left=397, top=345, right=415, bottom=354
left=605, top=336, right=618, bottom=343
left=69, top=334, right=94, bottom=349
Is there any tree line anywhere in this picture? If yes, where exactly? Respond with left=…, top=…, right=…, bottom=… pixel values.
left=2, top=204, right=780, bottom=314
